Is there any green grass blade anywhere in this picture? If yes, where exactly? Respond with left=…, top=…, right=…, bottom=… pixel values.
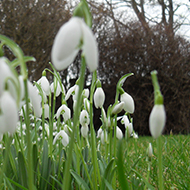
left=70, top=169, right=91, bottom=190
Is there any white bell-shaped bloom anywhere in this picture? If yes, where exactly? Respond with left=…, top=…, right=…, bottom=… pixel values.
left=97, top=127, right=103, bottom=138
left=44, top=104, right=49, bottom=118
left=82, top=88, right=90, bottom=99
left=56, top=104, right=71, bottom=122
left=149, top=105, right=166, bottom=139
left=0, top=58, right=18, bottom=100
left=37, top=76, right=50, bottom=96
left=94, top=87, right=105, bottom=109
left=53, top=130, right=69, bottom=147
left=0, top=91, right=18, bottom=135
left=81, top=124, right=89, bottom=138
left=51, top=17, right=98, bottom=72
left=120, top=92, right=135, bottom=114
left=79, top=110, right=90, bottom=126
left=28, top=81, right=42, bottom=117
left=65, top=84, right=77, bottom=101
left=100, top=130, right=108, bottom=144
left=50, top=81, right=65, bottom=97
left=116, top=126, right=123, bottom=139
left=111, top=102, right=124, bottom=115
left=148, top=143, right=153, bottom=158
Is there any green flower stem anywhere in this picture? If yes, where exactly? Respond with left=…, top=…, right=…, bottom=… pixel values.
left=62, top=55, right=86, bottom=190
left=24, top=79, right=35, bottom=190
left=157, top=136, right=164, bottom=190
left=89, top=71, right=101, bottom=189
left=144, top=161, right=151, bottom=190
left=151, top=70, right=163, bottom=105
left=48, top=93, right=53, bottom=157
left=0, top=134, right=12, bottom=186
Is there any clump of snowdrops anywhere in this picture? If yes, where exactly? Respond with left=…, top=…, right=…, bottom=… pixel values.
left=0, top=0, right=166, bottom=189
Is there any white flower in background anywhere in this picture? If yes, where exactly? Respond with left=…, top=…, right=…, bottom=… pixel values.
left=94, top=87, right=105, bottom=109
left=0, top=58, right=18, bottom=100
left=148, top=143, right=153, bottom=158
left=51, top=17, right=98, bottom=72
left=65, top=84, right=79, bottom=101
left=82, top=88, right=89, bottom=99
left=120, top=92, right=135, bottom=114
left=79, top=110, right=90, bottom=126
left=37, top=76, right=50, bottom=96
left=111, top=102, right=124, bottom=115
left=45, top=123, right=49, bottom=137
left=101, top=130, right=108, bottom=144
left=0, top=91, right=18, bottom=135
left=50, top=81, right=65, bottom=97
left=97, top=127, right=103, bottom=138
left=149, top=105, right=166, bottom=139
left=44, top=104, right=49, bottom=118
left=116, top=126, right=123, bottom=139
left=132, top=133, right=138, bottom=139
left=56, top=104, right=71, bottom=122
left=28, top=81, right=42, bottom=117
left=53, top=130, right=69, bottom=147
left=81, top=124, right=89, bottom=138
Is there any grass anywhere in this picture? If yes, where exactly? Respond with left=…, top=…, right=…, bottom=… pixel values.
left=121, top=134, right=190, bottom=190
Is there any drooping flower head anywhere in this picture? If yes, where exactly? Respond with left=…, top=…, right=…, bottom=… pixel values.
left=51, top=17, right=98, bottom=72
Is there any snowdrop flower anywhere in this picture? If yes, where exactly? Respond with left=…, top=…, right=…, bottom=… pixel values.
left=51, top=17, right=98, bottom=72
left=148, top=143, right=153, bottom=158
left=149, top=104, right=166, bottom=139
left=44, top=104, right=49, bottom=118
left=0, top=91, right=18, bottom=135
left=94, top=87, right=105, bottom=109
left=45, top=123, right=49, bottom=137
left=53, top=130, right=69, bottom=147
left=116, top=126, right=123, bottom=139
left=111, top=102, right=124, bottom=115
left=79, top=110, right=90, bottom=126
left=56, top=104, right=71, bottom=122
left=120, top=92, right=135, bottom=114
left=50, top=81, right=65, bottom=97
left=97, top=127, right=103, bottom=138
left=65, top=84, right=79, bottom=101
left=37, top=76, right=50, bottom=96
left=81, top=124, right=89, bottom=138
left=0, top=58, right=18, bottom=100
left=100, top=130, right=108, bottom=144
left=82, top=88, right=89, bottom=99
left=28, top=81, right=42, bottom=117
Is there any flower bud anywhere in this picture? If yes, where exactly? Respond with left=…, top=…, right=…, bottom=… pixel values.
left=94, top=87, right=105, bottom=109
left=149, top=105, right=166, bottom=138
left=120, top=92, right=135, bottom=114
left=81, top=124, right=89, bottom=138
left=111, top=102, right=124, bottom=116
left=116, top=126, right=123, bottom=139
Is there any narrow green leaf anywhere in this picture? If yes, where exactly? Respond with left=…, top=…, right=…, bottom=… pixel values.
left=131, top=169, right=155, bottom=190
left=103, top=178, right=114, bottom=190
left=7, top=177, right=28, bottom=190
left=18, top=151, right=28, bottom=188
left=117, top=140, right=130, bottom=190
left=117, top=73, right=134, bottom=89
left=11, top=56, right=36, bottom=67
left=70, top=169, right=91, bottom=190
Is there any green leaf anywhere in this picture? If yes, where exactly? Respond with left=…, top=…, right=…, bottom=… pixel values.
left=18, top=151, right=28, bottom=188
left=117, top=140, right=130, bottom=190
left=39, top=140, right=50, bottom=189
left=70, top=169, right=91, bottom=190
left=11, top=56, right=36, bottom=68
left=117, top=73, right=134, bottom=89
left=103, top=178, right=114, bottom=190
left=131, top=169, right=155, bottom=190
left=7, top=177, right=28, bottom=190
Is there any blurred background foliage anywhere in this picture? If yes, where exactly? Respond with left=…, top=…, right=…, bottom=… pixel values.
left=0, top=0, right=189, bottom=135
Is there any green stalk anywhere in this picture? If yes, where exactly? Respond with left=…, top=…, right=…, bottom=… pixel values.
left=62, top=56, right=86, bottom=190
left=157, top=136, right=164, bottom=190
left=24, top=79, right=35, bottom=190
left=89, top=71, right=101, bottom=189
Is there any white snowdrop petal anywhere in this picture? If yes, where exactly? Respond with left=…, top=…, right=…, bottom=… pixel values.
left=51, top=17, right=82, bottom=71
left=1, top=91, right=18, bottom=134
left=37, top=76, right=50, bottom=95
left=120, top=92, right=135, bottom=114
left=149, top=105, right=166, bottom=139
left=94, top=87, right=105, bottom=109
left=80, top=110, right=90, bottom=126
left=82, top=22, right=98, bottom=72
left=116, top=126, right=123, bottom=140
left=81, top=125, right=89, bottom=138
left=28, top=81, right=42, bottom=117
